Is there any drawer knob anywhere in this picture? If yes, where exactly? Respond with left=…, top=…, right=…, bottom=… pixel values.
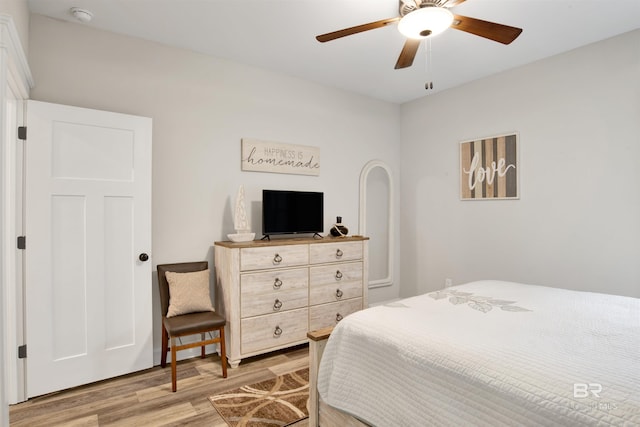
left=336, top=249, right=343, bottom=258
left=336, top=313, right=344, bottom=322
left=335, top=270, right=343, bottom=280
left=273, top=299, right=283, bottom=311
left=273, top=253, right=283, bottom=264
left=274, top=325, right=283, bottom=337
left=273, top=278, right=283, bottom=289
left=336, top=289, right=343, bottom=299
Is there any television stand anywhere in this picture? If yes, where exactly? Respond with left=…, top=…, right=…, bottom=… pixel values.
left=214, top=235, right=369, bottom=368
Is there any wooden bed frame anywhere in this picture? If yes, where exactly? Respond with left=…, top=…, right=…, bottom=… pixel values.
left=307, top=327, right=369, bottom=427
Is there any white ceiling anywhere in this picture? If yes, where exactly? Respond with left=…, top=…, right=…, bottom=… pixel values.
left=27, top=0, right=640, bottom=104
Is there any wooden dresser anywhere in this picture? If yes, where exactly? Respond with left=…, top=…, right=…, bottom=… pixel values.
left=214, top=236, right=368, bottom=368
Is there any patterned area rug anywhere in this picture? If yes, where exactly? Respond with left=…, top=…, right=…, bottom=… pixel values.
left=209, top=368, right=309, bottom=427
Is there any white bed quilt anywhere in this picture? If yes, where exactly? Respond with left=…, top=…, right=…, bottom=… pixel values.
left=317, top=280, right=640, bottom=426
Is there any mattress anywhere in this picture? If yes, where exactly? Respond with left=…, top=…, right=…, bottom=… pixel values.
left=317, top=280, right=640, bottom=426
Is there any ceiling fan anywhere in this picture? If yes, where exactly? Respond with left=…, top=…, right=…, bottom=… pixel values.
left=316, top=0, right=523, bottom=70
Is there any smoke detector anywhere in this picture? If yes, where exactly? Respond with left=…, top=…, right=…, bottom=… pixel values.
left=70, top=7, right=93, bottom=23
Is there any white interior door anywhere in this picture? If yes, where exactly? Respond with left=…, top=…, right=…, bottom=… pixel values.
left=25, top=100, right=152, bottom=398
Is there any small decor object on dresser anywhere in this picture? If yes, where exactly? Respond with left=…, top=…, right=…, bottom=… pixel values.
left=227, top=185, right=255, bottom=242
left=330, top=216, right=349, bottom=237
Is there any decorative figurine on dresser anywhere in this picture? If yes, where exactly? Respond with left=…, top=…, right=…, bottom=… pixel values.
left=214, top=235, right=369, bottom=368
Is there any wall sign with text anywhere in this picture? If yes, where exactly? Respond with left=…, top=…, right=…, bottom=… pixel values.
left=241, top=138, right=320, bottom=176
left=460, top=133, right=519, bottom=200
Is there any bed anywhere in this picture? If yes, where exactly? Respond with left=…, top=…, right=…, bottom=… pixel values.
left=307, top=280, right=640, bottom=426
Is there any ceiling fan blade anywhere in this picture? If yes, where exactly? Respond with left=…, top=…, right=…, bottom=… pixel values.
left=451, top=14, right=522, bottom=45
left=316, top=17, right=400, bottom=42
left=394, top=38, right=421, bottom=69
left=443, top=0, right=467, bottom=7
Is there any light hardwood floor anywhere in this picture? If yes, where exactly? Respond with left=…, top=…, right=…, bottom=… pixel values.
left=10, top=345, right=310, bottom=427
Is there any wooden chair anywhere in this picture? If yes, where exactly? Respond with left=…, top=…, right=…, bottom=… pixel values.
left=157, top=261, right=227, bottom=392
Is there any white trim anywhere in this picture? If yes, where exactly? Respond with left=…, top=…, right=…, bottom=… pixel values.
left=0, top=15, right=34, bottom=97
left=358, top=160, right=394, bottom=289
left=1, top=15, right=33, bottom=418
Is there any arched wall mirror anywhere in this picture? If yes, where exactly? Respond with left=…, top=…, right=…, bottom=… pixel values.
left=359, top=160, right=394, bottom=288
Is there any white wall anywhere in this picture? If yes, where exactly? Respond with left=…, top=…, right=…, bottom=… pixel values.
left=27, top=14, right=402, bottom=363
left=399, top=29, right=640, bottom=298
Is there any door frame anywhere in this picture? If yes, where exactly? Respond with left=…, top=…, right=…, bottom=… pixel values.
left=0, top=14, right=34, bottom=413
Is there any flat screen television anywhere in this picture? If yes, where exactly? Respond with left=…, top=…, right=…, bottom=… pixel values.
left=262, top=190, right=323, bottom=238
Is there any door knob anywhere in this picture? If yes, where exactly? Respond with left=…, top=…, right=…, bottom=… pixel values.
left=139, top=253, right=149, bottom=262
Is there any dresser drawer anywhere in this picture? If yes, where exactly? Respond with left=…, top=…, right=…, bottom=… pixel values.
left=310, top=279, right=362, bottom=306
left=241, top=268, right=308, bottom=296
left=310, top=261, right=362, bottom=287
left=309, top=298, right=363, bottom=331
left=240, top=245, right=309, bottom=271
left=241, top=287, right=308, bottom=318
left=310, top=241, right=362, bottom=264
left=241, top=308, right=308, bottom=354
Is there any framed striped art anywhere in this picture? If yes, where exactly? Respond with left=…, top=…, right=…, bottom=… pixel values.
left=460, top=133, right=519, bottom=200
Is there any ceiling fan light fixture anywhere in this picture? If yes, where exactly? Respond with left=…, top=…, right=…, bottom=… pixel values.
left=397, top=7, right=454, bottom=39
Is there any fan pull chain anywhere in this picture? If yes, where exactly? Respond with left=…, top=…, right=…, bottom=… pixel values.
left=424, top=38, right=434, bottom=91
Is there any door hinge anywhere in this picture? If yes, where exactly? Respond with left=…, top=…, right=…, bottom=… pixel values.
left=18, top=126, right=27, bottom=140
left=17, top=236, right=26, bottom=250
left=18, top=345, right=27, bottom=359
